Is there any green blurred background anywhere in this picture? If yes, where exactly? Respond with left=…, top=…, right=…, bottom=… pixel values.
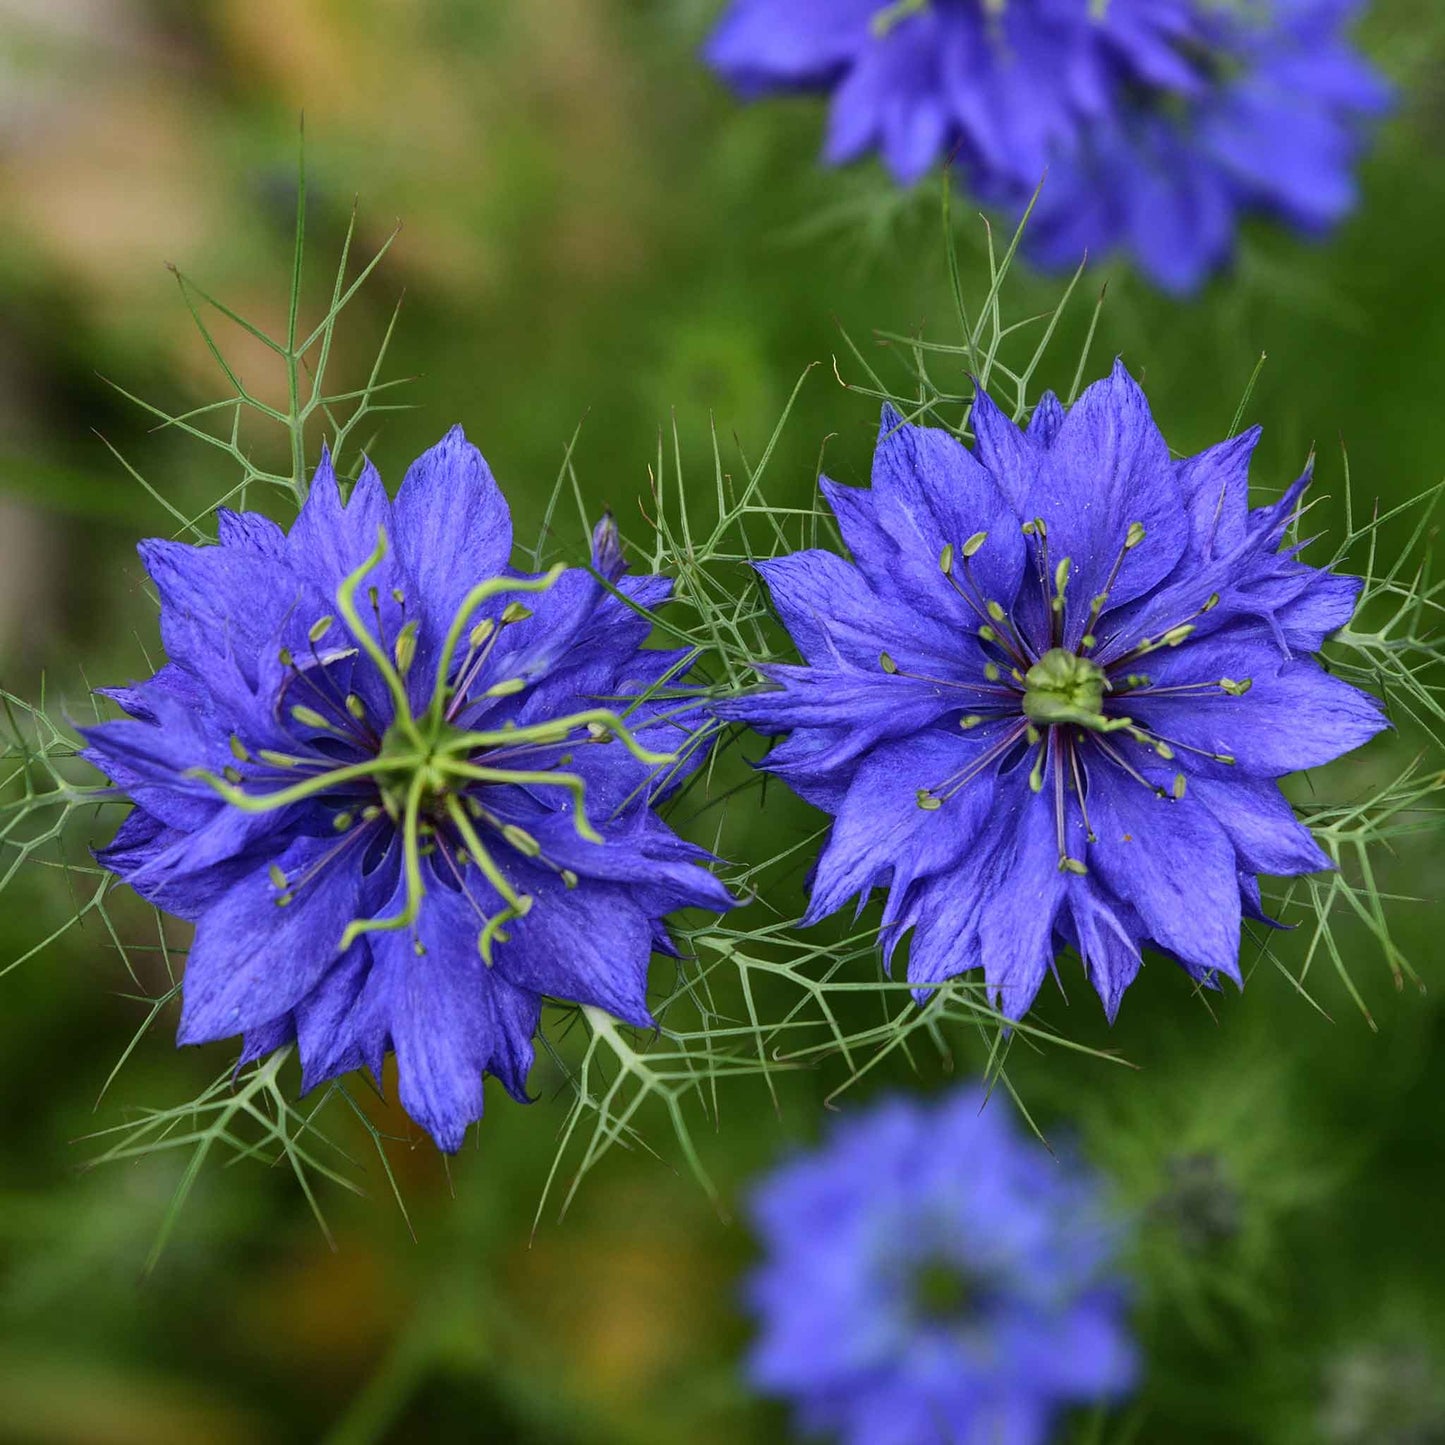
left=0, top=2, right=1443, bottom=1441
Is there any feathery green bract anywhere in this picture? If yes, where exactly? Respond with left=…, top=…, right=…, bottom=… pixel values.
left=1, top=177, right=1439, bottom=1258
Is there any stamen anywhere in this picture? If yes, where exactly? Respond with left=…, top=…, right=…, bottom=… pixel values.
left=871, top=0, right=929, bottom=39
left=917, top=721, right=1028, bottom=807
left=1067, top=734, right=1096, bottom=843
left=1114, top=676, right=1251, bottom=699
left=1127, top=725, right=1235, bottom=767
left=1051, top=557, right=1071, bottom=617
left=1080, top=522, right=1146, bottom=653
left=290, top=704, right=343, bottom=734
left=502, top=823, right=542, bottom=857
left=393, top=621, right=419, bottom=676
left=1028, top=735, right=1048, bottom=794
left=339, top=769, right=429, bottom=949
left=335, top=529, right=422, bottom=747
left=1092, top=735, right=1169, bottom=800
left=942, top=550, right=1034, bottom=669
left=428, top=563, right=565, bottom=726
left=1114, top=622, right=1196, bottom=664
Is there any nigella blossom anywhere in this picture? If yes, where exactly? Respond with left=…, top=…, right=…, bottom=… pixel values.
left=84, top=429, right=732, bottom=1151
left=746, top=1087, right=1137, bottom=1445
left=720, top=365, right=1386, bottom=1021
left=703, top=0, right=1389, bottom=293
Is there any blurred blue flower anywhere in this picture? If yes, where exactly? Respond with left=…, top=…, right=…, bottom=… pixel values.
left=703, top=0, right=1389, bottom=293
left=85, top=429, right=730, bottom=1151
left=721, top=366, right=1386, bottom=1020
left=746, top=1087, right=1137, bottom=1445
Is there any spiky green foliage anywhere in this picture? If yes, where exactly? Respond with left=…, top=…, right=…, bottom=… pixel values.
left=1, top=176, right=1438, bottom=1260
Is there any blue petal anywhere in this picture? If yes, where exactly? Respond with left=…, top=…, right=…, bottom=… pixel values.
left=1066, top=891, right=1144, bottom=1024
left=177, top=833, right=363, bottom=1045
left=216, top=507, right=286, bottom=556
left=908, top=788, right=1070, bottom=1019
left=1130, top=657, right=1387, bottom=777
left=806, top=726, right=1005, bottom=924
left=294, top=945, right=388, bottom=1093
left=854, top=404, right=1027, bottom=608
left=755, top=548, right=969, bottom=672
left=1189, top=775, right=1331, bottom=876
left=138, top=536, right=315, bottom=688
left=379, top=885, right=500, bottom=1153
left=1174, top=426, right=1262, bottom=562
left=392, top=425, right=513, bottom=646
left=287, top=450, right=396, bottom=602
left=494, top=868, right=659, bottom=1028
left=1084, top=769, right=1243, bottom=986
left=1030, top=361, right=1191, bottom=642
left=704, top=0, right=874, bottom=94
left=721, top=664, right=977, bottom=775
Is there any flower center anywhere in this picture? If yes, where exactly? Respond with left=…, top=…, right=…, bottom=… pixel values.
left=912, top=1259, right=976, bottom=1320
left=1021, top=647, right=1107, bottom=728
left=375, top=718, right=460, bottom=823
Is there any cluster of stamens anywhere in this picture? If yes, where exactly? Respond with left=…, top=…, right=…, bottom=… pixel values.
left=887, top=517, right=1248, bottom=876
left=191, top=529, right=677, bottom=963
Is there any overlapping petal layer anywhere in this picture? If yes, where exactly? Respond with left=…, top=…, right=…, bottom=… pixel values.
left=87, top=430, right=731, bottom=1151
left=705, top=0, right=1388, bottom=292
left=746, top=1088, right=1136, bottom=1445
left=721, top=366, right=1385, bottom=1021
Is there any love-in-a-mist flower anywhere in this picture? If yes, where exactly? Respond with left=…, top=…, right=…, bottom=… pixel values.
left=85, top=430, right=731, bottom=1151
left=703, top=0, right=1388, bottom=293
left=720, top=366, right=1386, bottom=1020
left=746, top=1087, right=1136, bottom=1445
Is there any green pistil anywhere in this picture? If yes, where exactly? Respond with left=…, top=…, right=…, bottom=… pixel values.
left=1021, top=648, right=1109, bottom=730
left=871, top=0, right=930, bottom=39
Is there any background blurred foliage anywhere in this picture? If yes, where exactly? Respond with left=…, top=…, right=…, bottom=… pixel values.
left=0, top=1, right=1444, bottom=1442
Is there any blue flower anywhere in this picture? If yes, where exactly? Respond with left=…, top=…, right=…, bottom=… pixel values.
left=703, top=0, right=1389, bottom=293
left=746, top=1087, right=1137, bottom=1445
left=720, top=366, right=1386, bottom=1021
left=85, top=429, right=732, bottom=1151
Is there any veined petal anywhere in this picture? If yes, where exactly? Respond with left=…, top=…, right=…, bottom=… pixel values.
left=1084, top=768, right=1243, bottom=985
left=494, top=868, right=659, bottom=1029
left=1129, top=657, right=1387, bottom=777
left=806, top=726, right=1005, bottom=923
left=393, top=425, right=513, bottom=645
left=177, top=832, right=364, bottom=1045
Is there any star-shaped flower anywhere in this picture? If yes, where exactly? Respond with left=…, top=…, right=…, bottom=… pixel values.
left=721, top=366, right=1386, bottom=1019
left=87, top=429, right=731, bottom=1149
